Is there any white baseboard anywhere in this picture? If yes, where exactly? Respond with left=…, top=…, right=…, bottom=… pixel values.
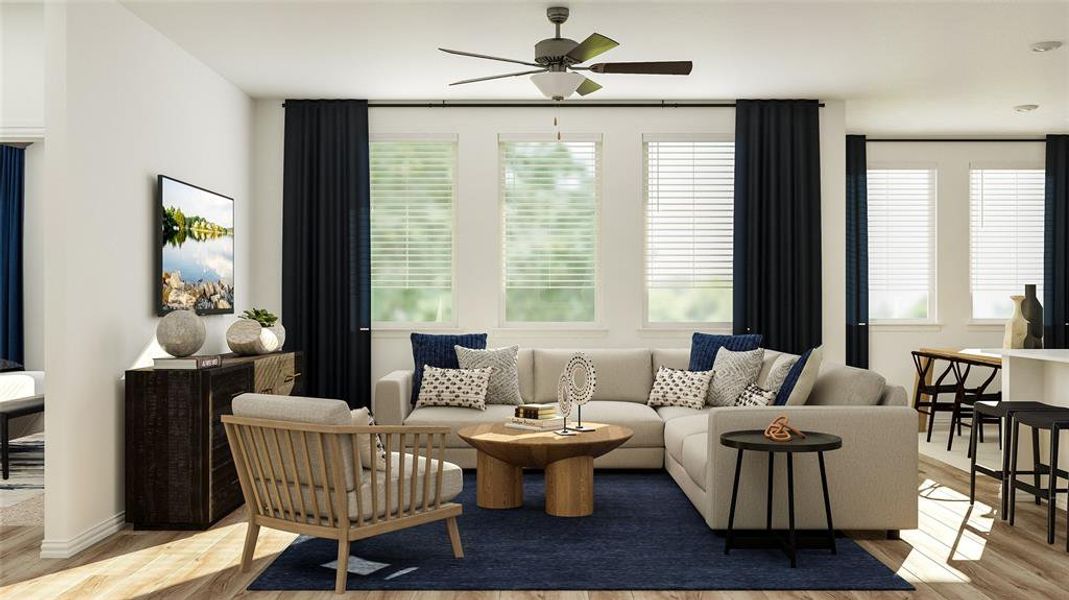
left=39, top=512, right=126, bottom=559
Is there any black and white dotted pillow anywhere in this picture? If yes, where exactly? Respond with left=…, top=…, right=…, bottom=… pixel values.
left=734, top=383, right=778, bottom=408
left=416, top=365, right=493, bottom=411
left=647, top=367, right=714, bottom=410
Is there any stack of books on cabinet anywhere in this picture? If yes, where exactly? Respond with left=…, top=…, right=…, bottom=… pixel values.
left=506, top=403, right=565, bottom=431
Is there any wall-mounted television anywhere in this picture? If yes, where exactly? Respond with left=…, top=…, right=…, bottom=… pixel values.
left=157, top=175, right=235, bottom=315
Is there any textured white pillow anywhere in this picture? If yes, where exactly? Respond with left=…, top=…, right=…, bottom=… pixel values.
left=708, top=347, right=765, bottom=407
left=455, top=345, right=523, bottom=405
left=784, top=346, right=824, bottom=406
left=734, top=383, right=778, bottom=407
left=350, top=407, right=388, bottom=470
left=416, top=366, right=493, bottom=410
left=647, top=367, right=714, bottom=410
left=761, top=353, right=800, bottom=393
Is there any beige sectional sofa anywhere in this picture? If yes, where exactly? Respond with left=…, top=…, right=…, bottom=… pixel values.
left=374, top=347, right=918, bottom=533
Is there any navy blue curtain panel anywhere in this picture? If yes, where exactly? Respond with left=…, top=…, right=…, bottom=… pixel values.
left=732, top=100, right=823, bottom=354
left=1045, top=134, right=1069, bottom=349
left=282, top=100, right=371, bottom=408
left=0, top=145, right=24, bottom=367
left=845, top=135, right=869, bottom=368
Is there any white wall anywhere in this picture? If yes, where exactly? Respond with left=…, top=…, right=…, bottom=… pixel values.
left=865, top=141, right=1046, bottom=393
left=0, top=1, right=45, bottom=137
left=40, top=0, right=252, bottom=557
left=251, top=100, right=848, bottom=391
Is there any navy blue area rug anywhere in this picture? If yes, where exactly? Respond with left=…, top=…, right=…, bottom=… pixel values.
left=249, top=471, right=912, bottom=591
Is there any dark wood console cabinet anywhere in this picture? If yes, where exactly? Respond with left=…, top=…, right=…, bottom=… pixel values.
left=124, top=351, right=303, bottom=529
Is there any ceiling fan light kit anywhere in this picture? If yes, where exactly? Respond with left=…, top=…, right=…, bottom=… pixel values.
left=440, top=6, right=693, bottom=100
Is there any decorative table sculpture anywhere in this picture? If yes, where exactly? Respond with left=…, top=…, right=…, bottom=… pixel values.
left=156, top=309, right=205, bottom=357
left=1003, top=295, right=1027, bottom=349
left=226, top=308, right=286, bottom=355
left=1022, top=283, right=1044, bottom=349
left=564, top=353, right=597, bottom=432
left=555, top=372, right=576, bottom=436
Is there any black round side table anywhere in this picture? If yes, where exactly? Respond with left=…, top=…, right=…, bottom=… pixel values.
left=720, top=429, right=843, bottom=567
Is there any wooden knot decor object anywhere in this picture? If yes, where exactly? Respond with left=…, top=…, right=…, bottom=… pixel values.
left=764, top=415, right=807, bottom=442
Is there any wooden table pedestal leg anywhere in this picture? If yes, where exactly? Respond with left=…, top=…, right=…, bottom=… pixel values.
left=545, top=455, right=594, bottom=517
left=476, top=451, right=523, bottom=509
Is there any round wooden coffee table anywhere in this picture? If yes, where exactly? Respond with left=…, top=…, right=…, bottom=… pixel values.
left=456, top=422, right=632, bottom=517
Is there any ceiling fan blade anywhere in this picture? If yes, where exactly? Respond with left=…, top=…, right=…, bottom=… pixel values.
left=566, top=33, right=619, bottom=64
left=449, top=69, right=548, bottom=86
left=576, top=77, right=602, bottom=96
left=589, top=61, right=693, bottom=75
left=439, top=48, right=542, bottom=68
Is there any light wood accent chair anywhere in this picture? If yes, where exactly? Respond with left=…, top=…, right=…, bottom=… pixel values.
left=222, top=394, right=464, bottom=594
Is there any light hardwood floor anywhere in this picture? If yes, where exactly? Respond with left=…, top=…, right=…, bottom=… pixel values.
left=3, top=455, right=1069, bottom=600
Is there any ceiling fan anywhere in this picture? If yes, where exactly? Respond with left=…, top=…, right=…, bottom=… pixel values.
left=439, top=6, right=693, bottom=100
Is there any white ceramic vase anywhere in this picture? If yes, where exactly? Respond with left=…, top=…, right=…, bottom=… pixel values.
left=1003, top=295, right=1027, bottom=349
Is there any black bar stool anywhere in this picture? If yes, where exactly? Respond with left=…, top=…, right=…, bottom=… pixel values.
left=1008, top=409, right=1069, bottom=544
left=970, top=401, right=1060, bottom=517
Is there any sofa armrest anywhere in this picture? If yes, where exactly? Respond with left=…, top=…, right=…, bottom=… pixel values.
left=373, top=370, right=413, bottom=425
left=704, top=405, right=918, bottom=531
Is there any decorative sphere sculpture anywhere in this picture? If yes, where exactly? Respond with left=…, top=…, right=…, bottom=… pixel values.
left=156, top=310, right=206, bottom=357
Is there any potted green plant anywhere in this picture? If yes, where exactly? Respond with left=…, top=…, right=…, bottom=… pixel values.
left=226, top=308, right=286, bottom=355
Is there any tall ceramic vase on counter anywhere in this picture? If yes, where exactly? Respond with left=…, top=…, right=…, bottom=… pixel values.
left=1021, top=283, right=1044, bottom=349
left=1003, top=295, right=1027, bottom=349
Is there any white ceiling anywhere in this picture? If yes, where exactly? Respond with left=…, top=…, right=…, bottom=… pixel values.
left=122, top=0, right=1069, bottom=134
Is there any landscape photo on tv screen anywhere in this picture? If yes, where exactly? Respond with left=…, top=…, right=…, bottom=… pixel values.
left=158, top=175, right=235, bottom=315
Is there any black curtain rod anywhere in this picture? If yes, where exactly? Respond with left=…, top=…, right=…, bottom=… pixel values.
left=866, top=138, right=1044, bottom=143
left=282, top=101, right=825, bottom=109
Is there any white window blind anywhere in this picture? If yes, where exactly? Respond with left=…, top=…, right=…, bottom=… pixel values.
left=501, top=139, right=599, bottom=323
left=970, top=168, right=1045, bottom=319
left=867, top=169, right=935, bottom=321
left=644, top=139, right=734, bottom=323
left=370, top=140, right=455, bottom=323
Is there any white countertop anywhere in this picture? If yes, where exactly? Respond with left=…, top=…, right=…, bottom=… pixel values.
left=997, top=349, right=1069, bottom=364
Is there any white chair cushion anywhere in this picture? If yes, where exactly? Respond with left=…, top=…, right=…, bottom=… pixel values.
left=348, top=452, right=464, bottom=519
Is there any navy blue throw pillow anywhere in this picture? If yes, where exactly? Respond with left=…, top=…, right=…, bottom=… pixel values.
left=775, top=348, right=813, bottom=406
left=410, top=333, right=488, bottom=405
left=688, top=333, right=763, bottom=371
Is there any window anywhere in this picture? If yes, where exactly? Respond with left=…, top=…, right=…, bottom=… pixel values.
left=501, top=137, right=599, bottom=323
left=867, top=168, right=936, bottom=321
left=644, top=137, right=734, bottom=324
left=969, top=168, right=1045, bottom=319
left=370, top=139, right=456, bottom=323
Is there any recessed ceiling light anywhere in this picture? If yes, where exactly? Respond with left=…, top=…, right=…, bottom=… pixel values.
left=1014, top=104, right=1039, bottom=113
left=1031, top=41, right=1063, bottom=53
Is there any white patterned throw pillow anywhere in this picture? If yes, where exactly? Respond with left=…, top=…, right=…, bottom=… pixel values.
left=647, top=367, right=714, bottom=410
left=350, top=407, right=388, bottom=470
left=735, top=383, right=778, bottom=407
left=761, top=353, right=800, bottom=393
left=416, top=366, right=493, bottom=410
left=708, top=347, right=765, bottom=407
left=455, top=345, right=523, bottom=405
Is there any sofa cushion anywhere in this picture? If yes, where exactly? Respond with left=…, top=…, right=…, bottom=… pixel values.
left=410, top=332, right=488, bottom=405
left=533, top=349, right=652, bottom=403
left=656, top=405, right=713, bottom=422
left=518, top=348, right=534, bottom=402
left=688, top=333, right=763, bottom=371
left=681, top=432, right=709, bottom=491
left=808, top=364, right=887, bottom=406
left=405, top=405, right=518, bottom=447
left=652, top=348, right=690, bottom=373
left=572, top=401, right=665, bottom=448
left=664, top=413, right=710, bottom=463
